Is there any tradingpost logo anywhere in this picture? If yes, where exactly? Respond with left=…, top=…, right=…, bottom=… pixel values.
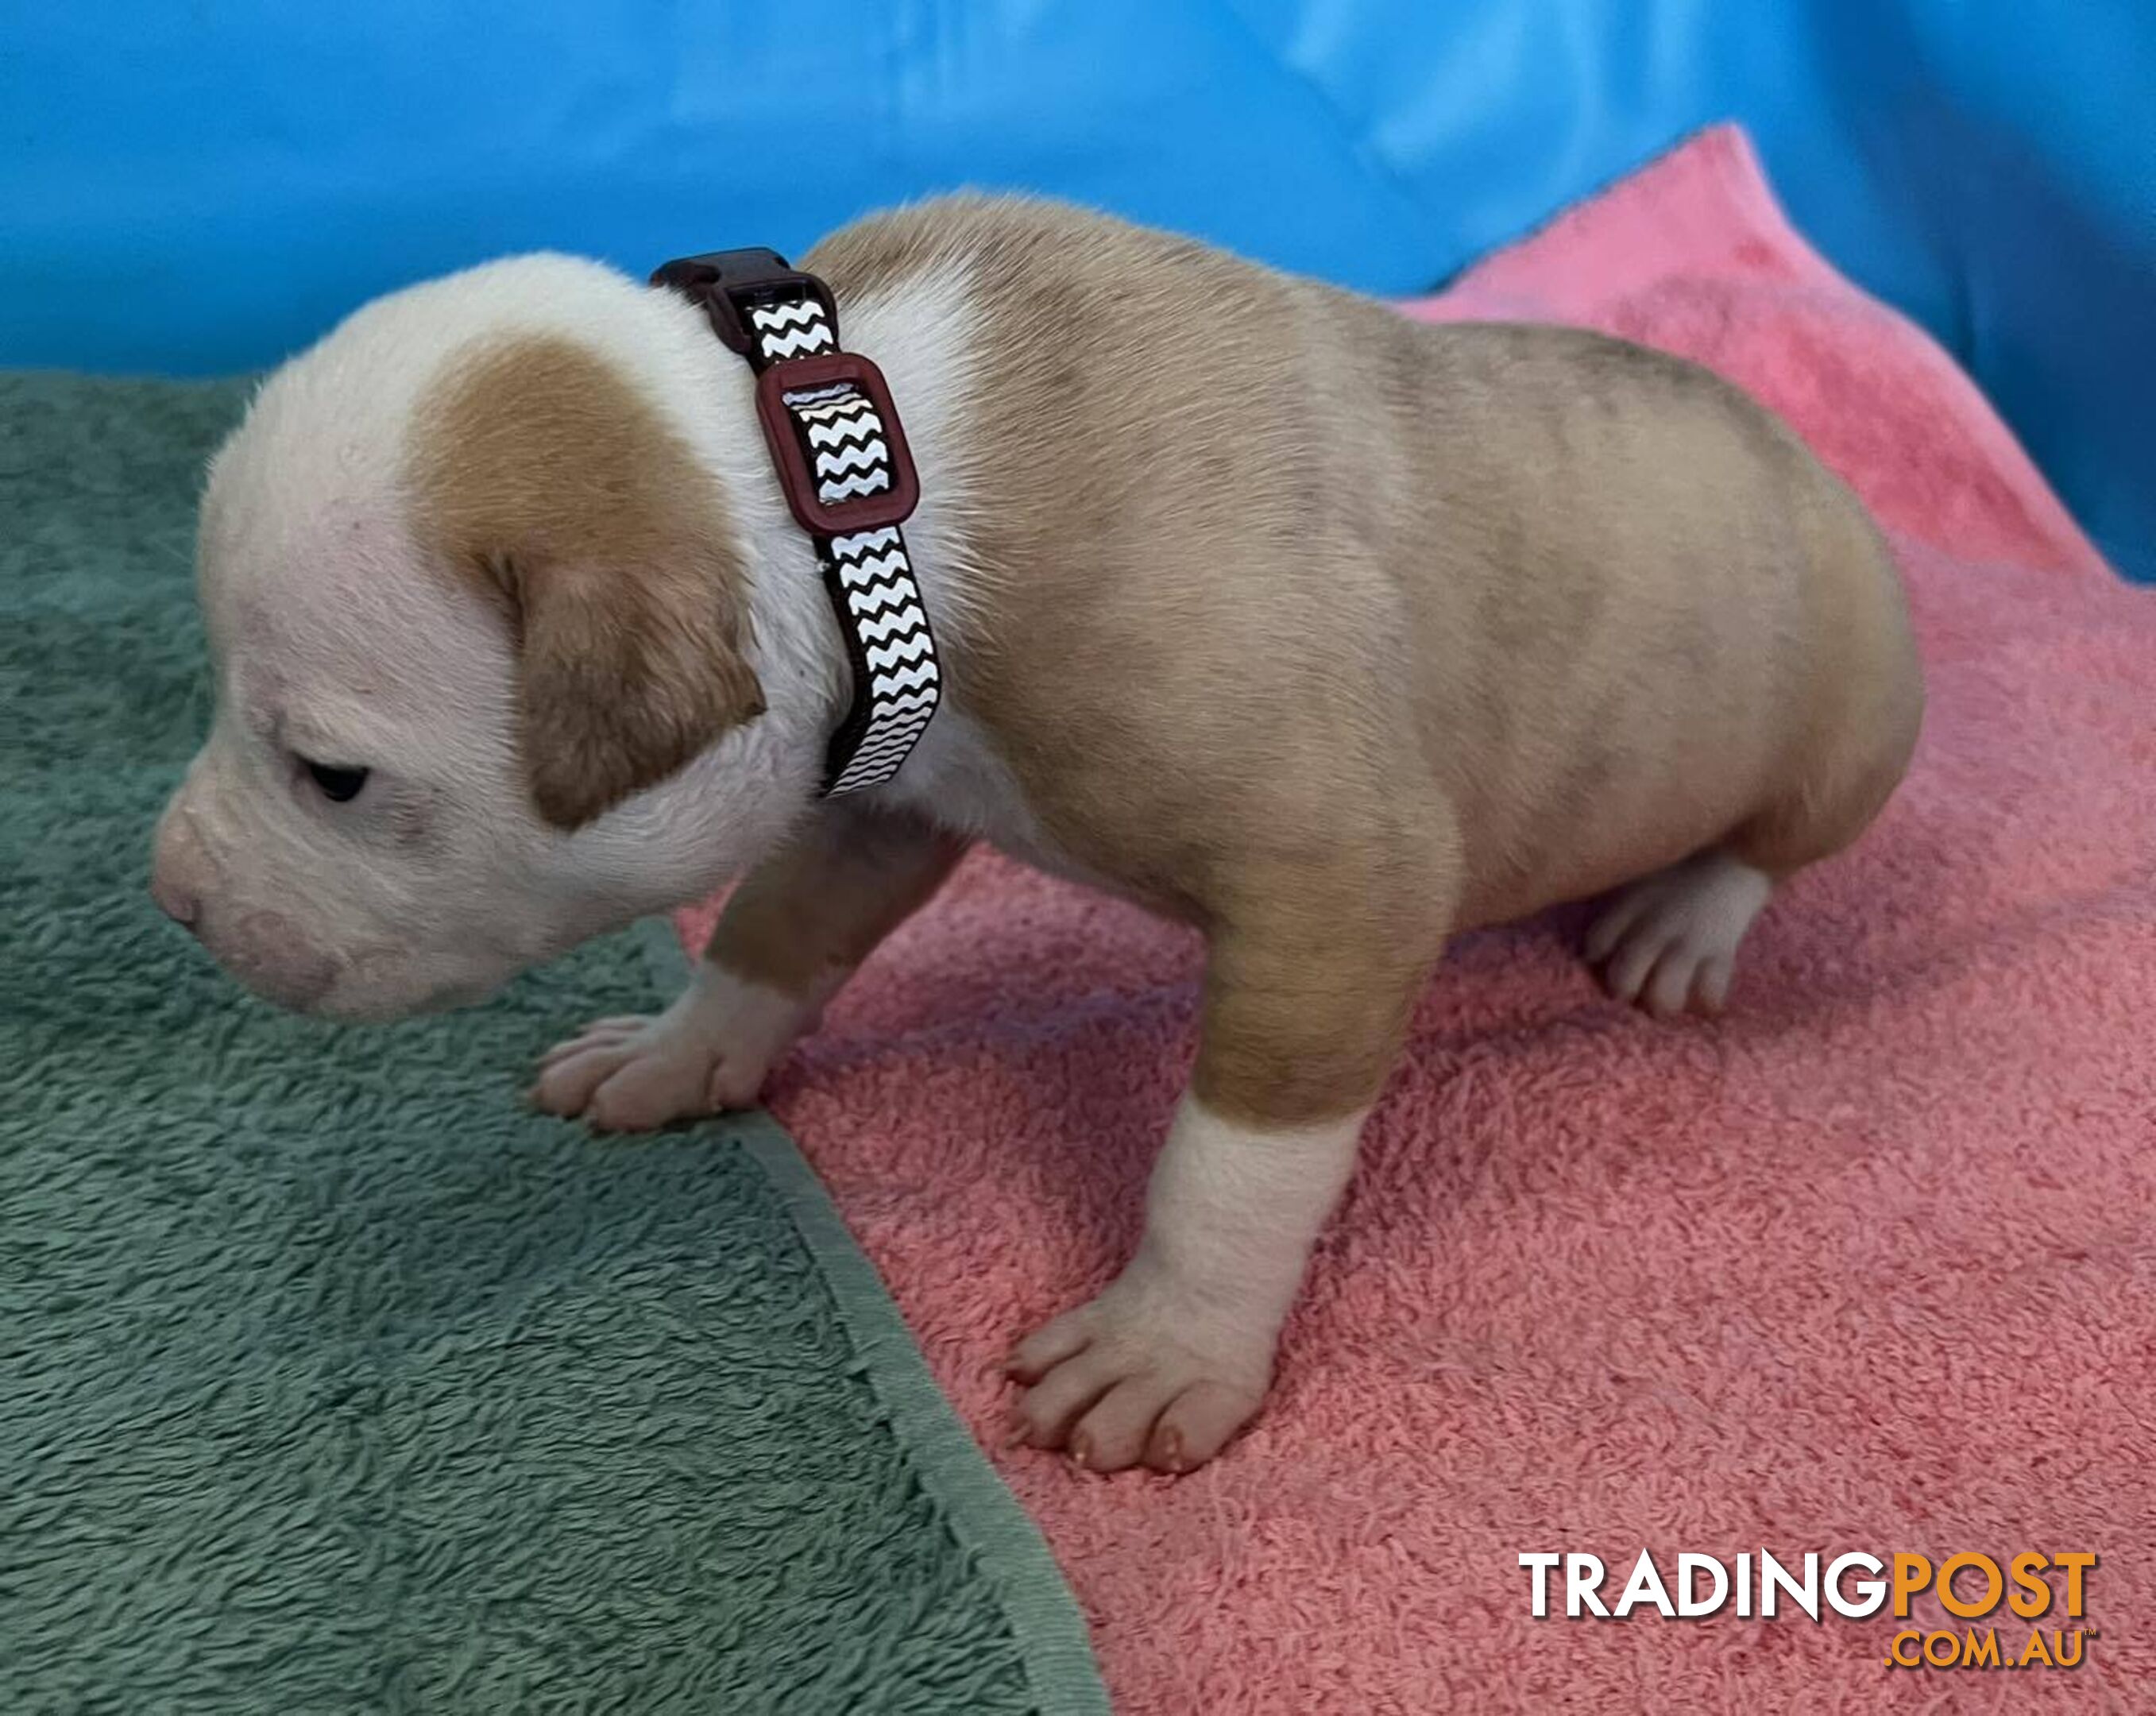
left=1520, top=1548, right=2097, bottom=1672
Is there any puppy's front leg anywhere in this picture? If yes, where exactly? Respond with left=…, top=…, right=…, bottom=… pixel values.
left=1007, top=851, right=1453, bottom=1473
left=533, top=806, right=966, bottom=1131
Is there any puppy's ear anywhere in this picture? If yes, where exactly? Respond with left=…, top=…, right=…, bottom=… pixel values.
left=487, top=541, right=766, bottom=829
left=414, top=334, right=765, bottom=829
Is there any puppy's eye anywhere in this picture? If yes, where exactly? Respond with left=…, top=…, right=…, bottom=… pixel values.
left=302, top=759, right=370, bottom=803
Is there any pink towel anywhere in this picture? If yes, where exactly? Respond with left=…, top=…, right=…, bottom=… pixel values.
left=682, top=126, right=2155, bottom=1710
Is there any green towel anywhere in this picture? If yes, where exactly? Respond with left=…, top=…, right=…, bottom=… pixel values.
left=0, top=372, right=1107, bottom=1716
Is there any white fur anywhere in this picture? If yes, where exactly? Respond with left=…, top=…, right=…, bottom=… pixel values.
left=154, top=249, right=1000, bottom=1019
left=1134, top=1095, right=1366, bottom=1335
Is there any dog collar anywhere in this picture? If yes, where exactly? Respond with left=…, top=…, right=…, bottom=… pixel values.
left=651, top=249, right=941, bottom=795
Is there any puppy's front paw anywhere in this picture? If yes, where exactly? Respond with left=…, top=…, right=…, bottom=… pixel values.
left=1004, top=1268, right=1275, bottom=1475
left=530, top=966, right=821, bottom=1132
left=529, top=1015, right=741, bottom=1131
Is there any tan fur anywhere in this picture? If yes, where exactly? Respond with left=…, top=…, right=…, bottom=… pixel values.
left=782, top=199, right=1920, bottom=1125
left=410, top=333, right=765, bottom=829
left=707, top=806, right=968, bottom=998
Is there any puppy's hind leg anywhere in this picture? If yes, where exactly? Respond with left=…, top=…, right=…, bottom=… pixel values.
left=1585, top=684, right=1919, bottom=1021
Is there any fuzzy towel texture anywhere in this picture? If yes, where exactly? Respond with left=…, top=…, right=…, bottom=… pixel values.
left=0, top=377, right=1106, bottom=1712
left=680, top=127, right=2156, bottom=1711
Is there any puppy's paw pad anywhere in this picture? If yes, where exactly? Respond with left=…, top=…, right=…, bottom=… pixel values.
left=1005, top=1279, right=1271, bottom=1474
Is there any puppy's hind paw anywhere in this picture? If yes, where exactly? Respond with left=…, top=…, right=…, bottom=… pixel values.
left=1586, top=848, right=1774, bottom=1019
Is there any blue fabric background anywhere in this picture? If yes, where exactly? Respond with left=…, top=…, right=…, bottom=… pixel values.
left=4, top=2, right=2149, bottom=578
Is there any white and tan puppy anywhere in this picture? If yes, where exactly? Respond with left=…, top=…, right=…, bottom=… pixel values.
left=152, top=197, right=1922, bottom=1474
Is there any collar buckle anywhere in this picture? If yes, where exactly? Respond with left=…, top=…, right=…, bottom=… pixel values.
left=649, top=248, right=839, bottom=364
left=755, top=352, right=922, bottom=537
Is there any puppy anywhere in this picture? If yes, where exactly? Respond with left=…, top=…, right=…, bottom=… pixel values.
left=152, top=195, right=1922, bottom=1474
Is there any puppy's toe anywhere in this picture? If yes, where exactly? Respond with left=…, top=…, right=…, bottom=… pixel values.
left=1642, top=945, right=1701, bottom=1019
left=1694, top=954, right=1735, bottom=1015
left=1070, top=1375, right=1188, bottom=1474
left=1146, top=1380, right=1263, bottom=1474
left=1582, top=891, right=1650, bottom=964
left=531, top=1038, right=637, bottom=1116
left=1007, top=1343, right=1124, bottom=1452
left=583, top=1055, right=712, bottom=1131
left=1005, top=1307, right=1096, bottom=1385
left=1600, top=922, right=1673, bottom=1006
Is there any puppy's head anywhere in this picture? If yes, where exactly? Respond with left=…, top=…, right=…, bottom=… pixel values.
left=152, top=256, right=820, bottom=1019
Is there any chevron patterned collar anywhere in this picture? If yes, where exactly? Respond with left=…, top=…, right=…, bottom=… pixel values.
left=651, top=249, right=941, bottom=795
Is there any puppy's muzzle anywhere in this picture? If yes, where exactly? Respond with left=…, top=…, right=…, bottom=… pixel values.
left=151, top=801, right=337, bottom=1011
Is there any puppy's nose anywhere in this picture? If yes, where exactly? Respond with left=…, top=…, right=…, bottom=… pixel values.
left=150, top=799, right=211, bottom=933
left=151, top=867, right=199, bottom=930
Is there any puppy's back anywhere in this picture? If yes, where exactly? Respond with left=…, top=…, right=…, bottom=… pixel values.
left=813, top=197, right=1918, bottom=922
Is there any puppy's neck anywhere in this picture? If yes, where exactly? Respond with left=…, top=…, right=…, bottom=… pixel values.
left=628, top=261, right=989, bottom=803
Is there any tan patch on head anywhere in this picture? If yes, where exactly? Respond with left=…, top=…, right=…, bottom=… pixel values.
left=409, top=333, right=763, bottom=829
